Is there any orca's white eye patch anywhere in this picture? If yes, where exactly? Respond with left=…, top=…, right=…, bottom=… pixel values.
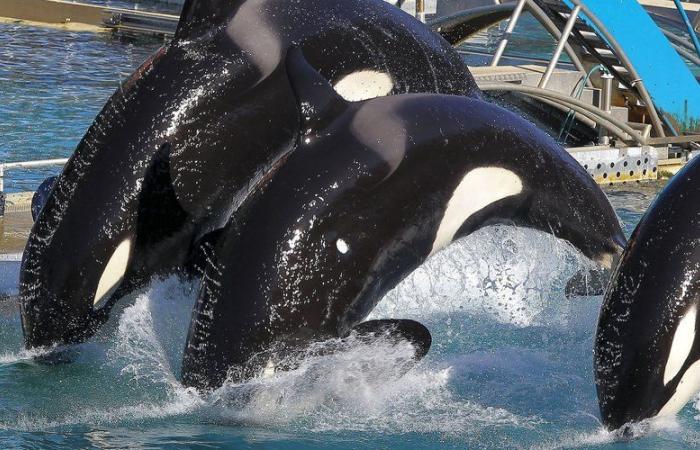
left=333, top=71, right=393, bottom=101
left=94, top=238, right=132, bottom=308
left=430, top=167, right=523, bottom=256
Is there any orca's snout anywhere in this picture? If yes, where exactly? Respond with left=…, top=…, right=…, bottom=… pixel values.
left=564, top=234, right=625, bottom=298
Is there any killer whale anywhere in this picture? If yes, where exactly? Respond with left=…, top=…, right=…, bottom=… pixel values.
left=181, top=49, right=627, bottom=389
left=595, top=155, right=700, bottom=431
left=20, top=0, right=480, bottom=348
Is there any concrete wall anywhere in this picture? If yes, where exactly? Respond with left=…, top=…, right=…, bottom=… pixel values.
left=0, top=0, right=107, bottom=26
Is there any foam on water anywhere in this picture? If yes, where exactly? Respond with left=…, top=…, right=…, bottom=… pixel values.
left=2, top=221, right=698, bottom=448
left=373, top=225, right=594, bottom=327
left=210, top=337, right=535, bottom=434
left=98, top=269, right=536, bottom=436
left=0, top=225, right=566, bottom=434
left=0, top=347, right=55, bottom=365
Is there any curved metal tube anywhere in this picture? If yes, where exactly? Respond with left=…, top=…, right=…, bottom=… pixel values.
left=481, top=83, right=647, bottom=145
left=532, top=96, right=633, bottom=144
left=672, top=41, right=700, bottom=68
left=525, top=94, right=598, bottom=128
left=568, top=0, right=665, bottom=137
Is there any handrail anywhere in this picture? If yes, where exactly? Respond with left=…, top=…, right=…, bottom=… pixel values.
left=525, top=0, right=589, bottom=83
left=491, top=0, right=528, bottom=66
left=0, top=158, right=68, bottom=192
left=0, top=158, right=68, bottom=170
left=480, top=83, right=648, bottom=145
left=539, top=4, right=581, bottom=88
left=429, top=2, right=589, bottom=84
left=568, top=0, right=666, bottom=137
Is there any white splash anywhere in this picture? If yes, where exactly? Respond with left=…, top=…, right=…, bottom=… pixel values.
left=374, top=225, right=592, bottom=327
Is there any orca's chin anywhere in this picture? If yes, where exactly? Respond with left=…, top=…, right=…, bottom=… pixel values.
left=565, top=246, right=623, bottom=298
left=565, top=267, right=609, bottom=298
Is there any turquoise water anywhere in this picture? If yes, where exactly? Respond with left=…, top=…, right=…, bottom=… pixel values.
left=0, top=23, right=160, bottom=193
left=0, top=183, right=679, bottom=450
left=1, top=17, right=699, bottom=450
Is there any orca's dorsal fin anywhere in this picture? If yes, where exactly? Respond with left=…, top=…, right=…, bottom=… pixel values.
left=175, top=0, right=242, bottom=39
left=285, top=47, right=350, bottom=134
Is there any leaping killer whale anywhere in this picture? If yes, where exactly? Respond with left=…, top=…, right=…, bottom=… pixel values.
left=20, top=0, right=480, bottom=348
left=595, top=155, right=700, bottom=431
left=181, top=49, right=627, bottom=389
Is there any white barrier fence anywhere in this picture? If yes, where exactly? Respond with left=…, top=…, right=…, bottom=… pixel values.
left=0, top=159, right=69, bottom=192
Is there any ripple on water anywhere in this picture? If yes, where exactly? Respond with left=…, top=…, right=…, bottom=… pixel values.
left=0, top=22, right=160, bottom=192
left=2, top=218, right=697, bottom=449
left=0, top=18, right=695, bottom=450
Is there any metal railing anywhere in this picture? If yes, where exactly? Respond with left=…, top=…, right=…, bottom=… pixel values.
left=0, top=158, right=68, bottom=192
left=483, top=0, right=666, bottom=138
left=568, top=0, right=666, bottom=138
left=491, top=0, right=528, bottom=66
left=538, top=4, right=581, bottom=88
left=480, top=83, right=648, bottom=145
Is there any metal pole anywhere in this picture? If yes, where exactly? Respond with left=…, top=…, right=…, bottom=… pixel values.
left=672, top=0, right=700, bottom=58
left=490, top=0, right=527, bottom=67
left=599, top=72, right=614, bottom=145
left=1, top=158, right=69, bottom=170
left=416, top=0, right=425, bottom=23
left=479, top=83, right=647, bottom=145
left=538, top=5, right=581, bottom=89
left=525, top=0, right=590, bottom=87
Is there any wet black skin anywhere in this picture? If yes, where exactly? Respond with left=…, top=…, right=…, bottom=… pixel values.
left=19, top=0, right=478, bottom=348
left=595, top=156, right=700, bottom=431
left=181, top=50, right=627, bottom=389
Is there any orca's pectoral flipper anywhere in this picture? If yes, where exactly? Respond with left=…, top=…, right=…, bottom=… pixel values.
left=350, top=319, right=432, bottom=361
left=31, top=176, right=58, bottom=222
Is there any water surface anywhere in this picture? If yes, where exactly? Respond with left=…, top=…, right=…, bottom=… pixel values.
left=0, top=23, right=160, bottom=192
left=0, top=17, right=696, bottom=450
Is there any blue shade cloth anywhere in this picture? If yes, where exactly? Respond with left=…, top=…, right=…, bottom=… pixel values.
left=568, top=0, right=700, bottom=131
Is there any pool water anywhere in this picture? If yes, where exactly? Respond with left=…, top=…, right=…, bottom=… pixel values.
left=0, top=23, right=160, bottom=193
left=0, top=184, right=676, bottom=450
left=0, top=16, right=698, bottom=450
